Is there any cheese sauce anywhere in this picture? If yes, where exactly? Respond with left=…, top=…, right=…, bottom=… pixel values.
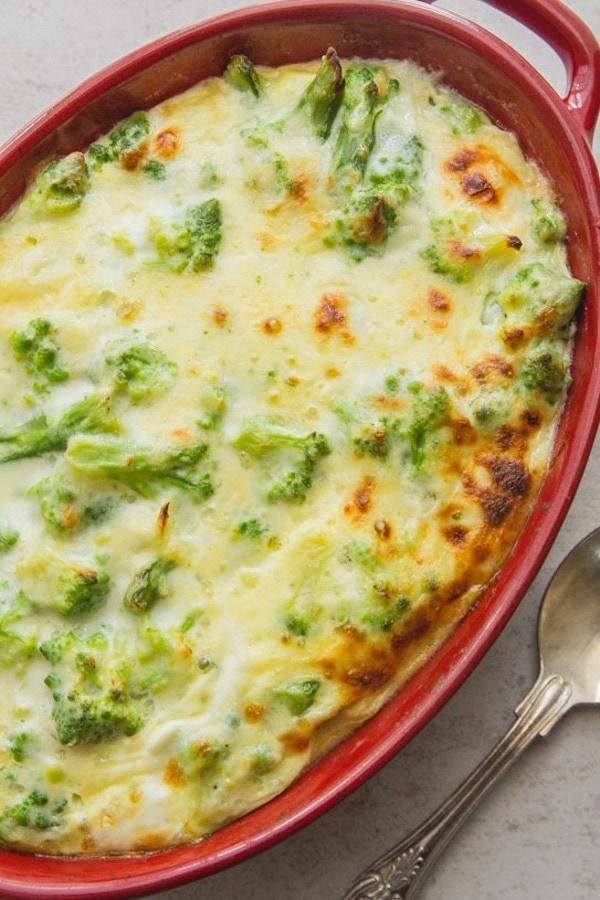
left=0, top=53, right=584, bottom=853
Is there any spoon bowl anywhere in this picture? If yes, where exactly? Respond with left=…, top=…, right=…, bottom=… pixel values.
left=538, top=526, right=600, bottom=704
left=344, top=525, right=600, bottom=899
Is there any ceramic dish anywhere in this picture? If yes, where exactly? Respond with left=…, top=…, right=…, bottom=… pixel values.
left=0, top=0, right=598, bottom=896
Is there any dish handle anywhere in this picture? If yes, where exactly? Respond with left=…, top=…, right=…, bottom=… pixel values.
left=425, top=0, right=600, bottom=139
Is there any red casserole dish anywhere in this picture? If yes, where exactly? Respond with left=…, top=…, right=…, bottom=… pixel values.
left=0, top=0, right=598, bottom=896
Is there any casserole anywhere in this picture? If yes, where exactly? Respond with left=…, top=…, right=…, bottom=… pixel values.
left=0, top=4, right=595, bottom=895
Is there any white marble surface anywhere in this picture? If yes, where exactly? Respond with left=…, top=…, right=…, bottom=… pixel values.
left=1, top=1, right=599, bottom=898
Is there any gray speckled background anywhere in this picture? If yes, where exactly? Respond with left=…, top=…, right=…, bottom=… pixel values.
left=1, top=2, right=599, bottom=898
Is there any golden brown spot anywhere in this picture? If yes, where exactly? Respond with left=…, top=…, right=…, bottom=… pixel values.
left=325, top=366, right=341, bottom=379
left=212, top=306, right=229, bottom=326
left=506, top=234, right=523, bottom=250
left=314, top=292, right=353, bottom=342
left=120, top=144, right=148, bottom=171
left=428, top=288, right=451, bottom=312
left=521, top=409, right=542, bottom=431
left=154, top=128, right=180, bottom=159
left=257, top=231, right=276, bottom=250
left=502, top=326, right=526, bottom=348
left=496, top=425, right=517, bottom=450
left=262, top=316, right=282, bottom=335
left=344, top=475, right=375, bottom=516
left=157, top=502, right=170, bottom=535
left=443, top=524, right=469, bottom=546
left=279, top=722, right=312, bottom=753
left=472, top=354, right=514, bottom=383
left=244, top=703, right=265, bottom=723
left=481, top=454, right=531, bottom=497
left=374, top=519, right=392, bottom=540
left=343, top=664, right=391, bottom=691
left=448, top=240, right=482, bottom=262
left=391, top=610, right=431, bottom=655
left=163, top=758, right=186, bottom=788
left=461, top=171, right=497, bottom=203
left=451, top=418, right=478, bottom=446
left=445, top=148, right=481, bottom=172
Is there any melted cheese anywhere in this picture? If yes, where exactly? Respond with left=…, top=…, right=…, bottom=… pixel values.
left=0, top=55, right=583, bottom=854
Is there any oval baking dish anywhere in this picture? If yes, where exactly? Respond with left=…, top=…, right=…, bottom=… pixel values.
left=0, top=0, right=598, bottom=896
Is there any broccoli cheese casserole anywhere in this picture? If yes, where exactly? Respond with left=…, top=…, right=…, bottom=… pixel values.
left=0, top=50, right=584, bottom=854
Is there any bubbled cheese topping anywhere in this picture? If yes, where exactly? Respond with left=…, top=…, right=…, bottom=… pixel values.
left=0, top=52, right=584, bottom=854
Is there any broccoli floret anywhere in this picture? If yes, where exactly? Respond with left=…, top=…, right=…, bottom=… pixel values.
left=123, top=558, right=177, bottom=614
left=273, top=678, right=321, bottom=715
left=298, top=47, right=345, bottom=140
left=104, top=337, right=177, bottom=402
left=0, top=593, right=37, bottom=671
left=361, top=582, right=410, bottom=632
left=352, top=418, right=398, bottom=458
left=141, top=159, right=167, bottom=181
left=40, top=630, right=146, bottom=746
left=333, top=66, right=383, bottom=179
left=87, top=111, right=150, bottom=169
left=0, top=789, right=67, bottom=838
left=65, top=435, right=214, bottom=502
left=178, top=738, right=230, bottom=779
left=17, top=552, right=109, bottom=616
left=328, top=190, right=399, bottom=261
left=0, top=393, right=119, bottom=465
left=151, top=198, right=222, bottom=272
left=10, top=318, right=69, bottom=392
left=530, top=198, right=566, bottom=245
left=519, top=345, right=570, bottom=403
left=243, top=125, right=295, bottom=196
left=0, top=524, right=19, bottom=552
left=420, top=217, right=522, bottom=284
left=495, top=263, right=585, bottom=336
left=233, top=517, right=269, bottom=540
left=224, top=54, right=263, bottom=98
left=7, top=731, right=34, bottom=764
left=33, top=464, right=113, bottom=534
left=233, top=420, right=330, bottom=503
left=437, top=96, right=485, bottom=134
left=405, top=384, right=450, bottom=469
left=28, top=152, right=90, bottom=215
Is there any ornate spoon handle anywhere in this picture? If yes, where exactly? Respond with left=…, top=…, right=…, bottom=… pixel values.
left=342, top=673, right=572, bottom=900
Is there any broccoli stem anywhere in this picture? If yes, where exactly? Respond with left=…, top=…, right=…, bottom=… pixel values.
left=298, top=47, right=345, bottom=140
left=224, top=54, right=263, bottom=98
left=0, top=393, right=119, bottom=464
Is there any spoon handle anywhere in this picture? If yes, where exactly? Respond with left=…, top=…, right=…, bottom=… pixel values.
left=342, top=672, right=572, bottom=900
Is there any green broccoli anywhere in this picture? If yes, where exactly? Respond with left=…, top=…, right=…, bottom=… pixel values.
left=0, top=789, right=67, bottom=839
left=40, top=629, right=145, bottom=746
left=298, top=47, right=345, bottom=140
left=519, top=345, right=570, bottom=403
left=0, top=524, right=19, bottom=552
left=28, top=152, right=90, bottom=215
left=420, top=216, right=522, bottom=284
left=178, top=737, right=230, bottom=779
left=33, top=464, right=113, bottom=534
left=495, top=263, right=585, bottom=335
left=104, top=336, right=177, bottom=402
left=530, top=198, right=566, bottom=245
left=243, top=125, right=295, bottom=196
left=150, top=198, right=222, bottom=272
left=332, top=66, right=383, bottom=179
left=405, top=383, right=450, bottom=469
left=123, top=557, right=177, bottom=614
left=273, top=678, right=321, bottom=715
left=224, top=54, right=263, bottom=98
left=328, top=190, right=398, bottom=261
left=352, top=417, right=398, bottom=459
left=7, top=731, right=34, bottom=764
left=17, top=552, right=109, bottom=616
left=361, top=582, right=410, bottom=632
left=0, top=593, right=37, bottom=671
left=0, top=393, right=119, bottom=465
left=10, top=317, right=69, bottom=392
left=87, top=111, right=150, bottom=168
left=233, top=420, right=330, bottom=503
left=233, top=517, right=269, bottom=540
left=65, top=435, right=214, bottom=502
left=439, top=98, right=485, bottom=135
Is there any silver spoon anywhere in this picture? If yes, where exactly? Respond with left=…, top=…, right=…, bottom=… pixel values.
left=343, top=525, right=600, bottom=900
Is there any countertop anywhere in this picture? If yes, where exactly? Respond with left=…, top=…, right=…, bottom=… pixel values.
left=1, top=1, right=599, bottom=898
